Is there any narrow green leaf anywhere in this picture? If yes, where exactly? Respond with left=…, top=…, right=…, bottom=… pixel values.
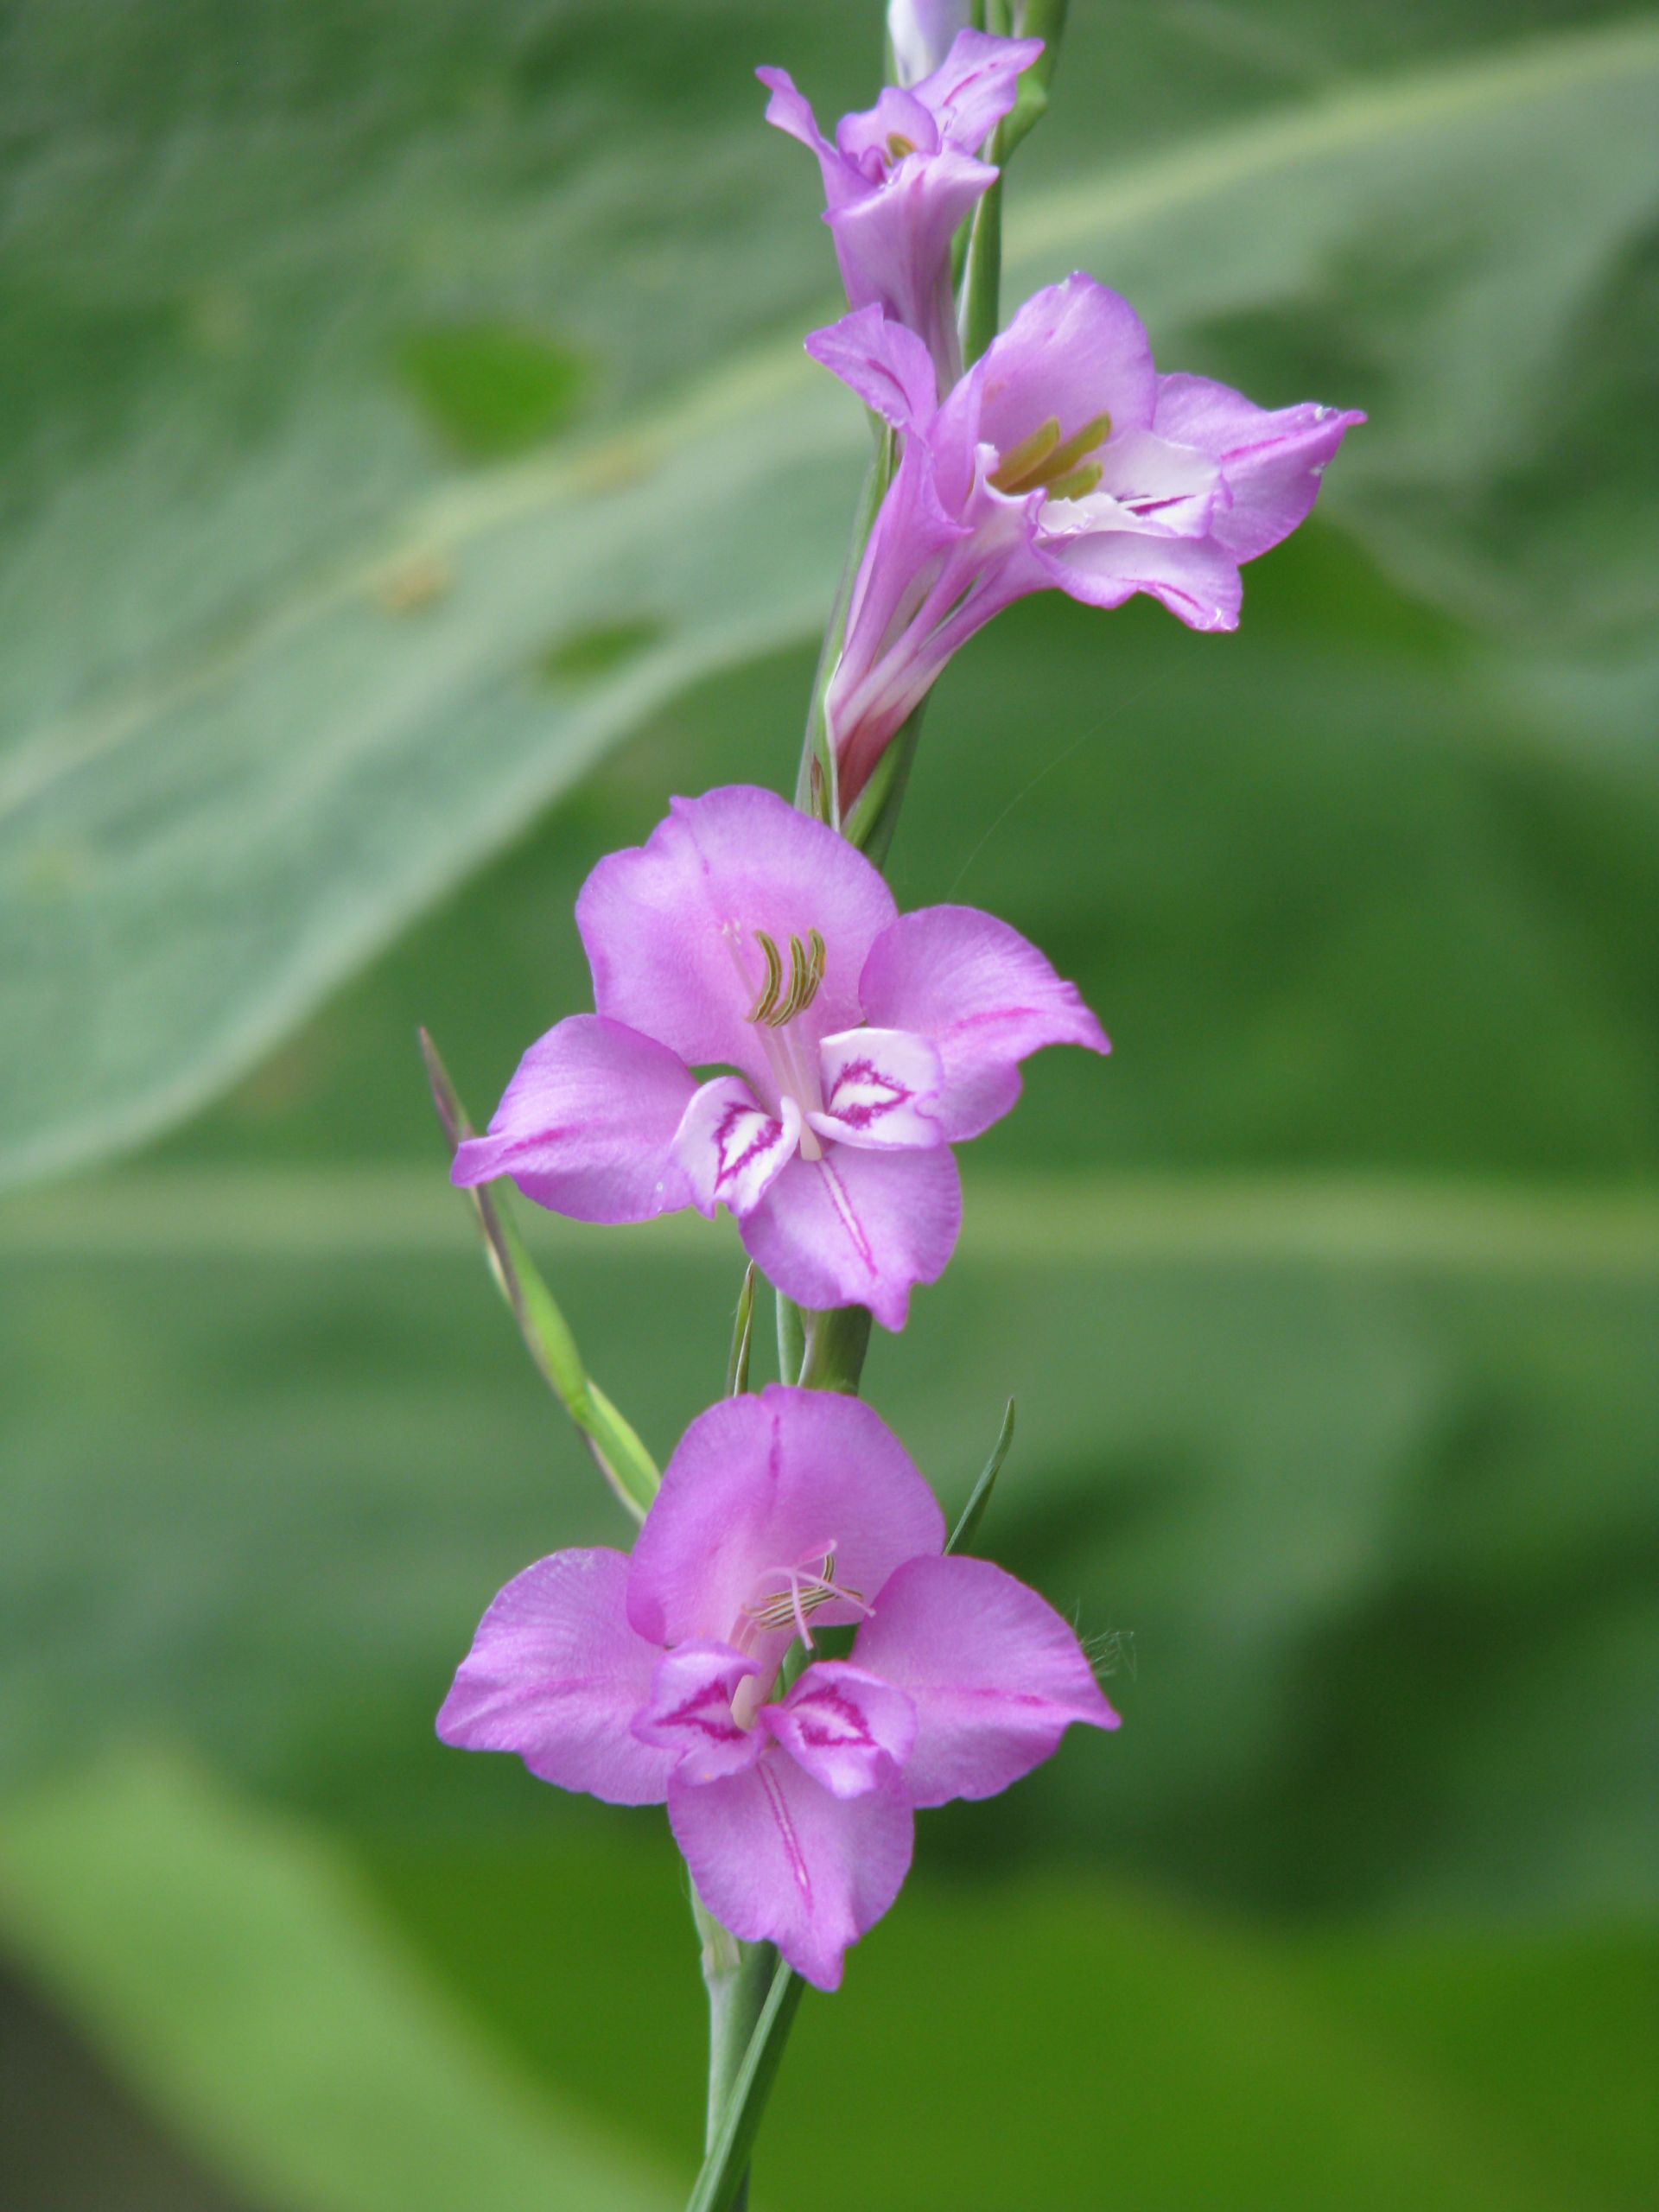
left=685, top=1954, right=805, bottom=2212
left=726, top=1264, right=757, bottom=1396
left=419, top=1027, right=658, bottom=1521
left=948, top=1397, right=1016, bottom=1555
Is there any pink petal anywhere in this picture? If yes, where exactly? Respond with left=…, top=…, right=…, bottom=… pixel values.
left=764, top=1662, right=918, bottom=1800
left=805, top=304, right=939, bottom=433
left=973, top=275, right=1157, bottom=462
left=811, top=1026, right=944, bottom=1150
left=826, top=148, right=991, bottom=353
left=888, top=0, right=974, bottom=89
left=1035, top=522, right=1243, bottom=632
left=858, top=906, right=1108, bottom=1141
left=912, top=29, right=1045, bottom=153
left=626, top=1387, right=945, bottom=1653
left=1154, top=373, right=1364, bottom=563
left=854, top=1554, right=1120, bottom=1809
left=436, top=1550, right=673, bottom=1806
left=672, top=1077, right=802, bottom=1218
left=669, top=1751, right=913, bottom=1991
left=756, top=67, right=869, bottom=216
left=575, top=786, right=896, bottom=1092
left=450, top=1014, right=696, bottom=1224
left=738, top=1142, right=962, bottom=1332
left=632, top=1642, right=763, bottom=1786
left=835, top=85, right=941, bottom=169
left=1091, top=428, right=1229, bottom=539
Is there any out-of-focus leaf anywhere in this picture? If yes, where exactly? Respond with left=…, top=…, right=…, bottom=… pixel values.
left=3, top=12, right=1656, bottom=1188
left=1, top=1164, right=1653, bottom=1916
left=0, top=1751, right=673, bottom=2212
left=365, top=1830, right=1659, bottom=2212
left=946, top=1396, right=1014, bottom=1554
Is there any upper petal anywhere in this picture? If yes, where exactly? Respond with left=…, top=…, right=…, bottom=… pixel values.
left=575, top=786, right=897, bottom=1089
left=853, top=1554, right=1120, bottom=1809
left=805, top=304, right=940, bottom=435
left=912, top=28, right=1045, bottom=153
left=764, top=1661, right=918, bottom=1800
left=626, top=1386, right=945, bottom=1652
left=632, top=1641, right=763, bottom=1786
left=669, top=1751, right=913, bottom=1991
left=858, top=906, right=1108, bottom=1141
left=672, top=1077, right=802, bottom=1218
left=449, top=1014, right=696, bottom=1224
left=436, top=1549, right=673, bottom=1806
left=1153, top=372, right=1364, bottom=563
left=811, top=1026, right=944, bottom=1150
left=738, top=1141, right=962, bottom=1332
left=974, top=275, right=1157, bottom=462
left=755, top=67, right=868, bottom=213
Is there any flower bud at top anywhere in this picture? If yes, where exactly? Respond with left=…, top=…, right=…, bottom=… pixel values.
left=887, top=0, right=972, bottom=87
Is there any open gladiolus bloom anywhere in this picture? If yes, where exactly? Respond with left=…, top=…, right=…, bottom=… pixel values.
left=758, top=29, right=1042, bottom=392
left=452, top=785, right=1107, bottom=1330
left=438, top=1388, right=1118, bottom=1989
left=811, top=280, right=1365, bottom=802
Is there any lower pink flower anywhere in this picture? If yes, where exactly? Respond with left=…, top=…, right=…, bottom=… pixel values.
left=437, top=1387, right=1119, bottom=1990
left=451, top=785, right=1108, bottom=1331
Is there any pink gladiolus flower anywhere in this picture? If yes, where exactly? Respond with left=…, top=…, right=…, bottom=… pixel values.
left=810, top=279, right=1366, bottom=804
left=757, top=29, right=1042, bottom=392
left=437, top=1387, right=1119, bottom=1989
left=451, top=785, right=1106, bottom=1331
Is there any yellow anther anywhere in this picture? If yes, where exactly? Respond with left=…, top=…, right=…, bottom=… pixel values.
left=1046, top=459, right=1103, bottom=502
left=990, top=410, right=1114, bottom=497
left=745, top=931, right=784, bottom=1025
left=886, top=132, right=917, bottom=160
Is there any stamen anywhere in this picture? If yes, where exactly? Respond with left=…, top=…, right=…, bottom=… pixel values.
left=745, top=930, right=784, bottom=1024
left=741, top=1548, right=868, bottom=1650
left=1046, top=459, right=1103, bottom=502
left=886, top=132, right=916, bottom=160
left=747, top=926, right=827, bottom=1028
left=990, top=409, right=1114, bottom=496
left=988, top=416, right=1060, bottom=493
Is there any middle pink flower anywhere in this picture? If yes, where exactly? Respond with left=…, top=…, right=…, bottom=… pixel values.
left=454, top=785, right=1107, bottom=1329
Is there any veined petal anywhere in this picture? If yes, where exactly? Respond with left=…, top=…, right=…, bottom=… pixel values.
left=1154, top=372, right=1365, bottom=563
left=632, top=1642, right=763, bottom=1786
left=974, top=275, right=1157, bottom=463
left=739, top=1142, right=962, bottom=1333
left=450, top=1014, right=696, bottom=1224
left=669, top=1751, right=913, bottom=1992
left=826, top=147, right=992, bottom=350
left=1034, top=523, right=1243, bottom=632
left=855, top=1554, right=1120, bottom=1809
left=859, top=906, right=1108, bottom=1141
left=764, top=1662, right=918, bottom=1800
left=576, top=786, right=896, bottom=1088
left=806, top=304, right=939, bottom=434
left=1088, top=428, right=1229, bottom=539
left=673, top=1078, right=801, bottom=1219
left=626, top=1387, right=944, bottom=1653
left=811, top=1026, right=944, bottom=1150
left=912, top=29, right=1045, bottom=153
left=436, top=1550, right=673, bottom=1806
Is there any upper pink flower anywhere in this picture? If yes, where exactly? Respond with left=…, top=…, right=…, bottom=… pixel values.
left=451, top=785, right=1106, bottom=1331
left=757, top=29, right=1042, bottom=392
left=437, top=1387, right=1118, bottom=1989
left=810, top=279, right=1366, bottom=802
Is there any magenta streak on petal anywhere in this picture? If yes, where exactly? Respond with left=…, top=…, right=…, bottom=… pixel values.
left=815, top=1153, right=878, bottom=1276
left=760, top=1757, right=814, bottom=1903
left=660, top=1677, right=747, bottom=1742
left=794, top=1684, right=876, bottom=1751
left=823, top=1057, right=912, bottom=1130
left=715, top=1100, right=785, bottom=1191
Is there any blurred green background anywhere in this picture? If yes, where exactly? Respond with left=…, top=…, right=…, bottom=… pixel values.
left=2, top=3, right=1656, bottom=2207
